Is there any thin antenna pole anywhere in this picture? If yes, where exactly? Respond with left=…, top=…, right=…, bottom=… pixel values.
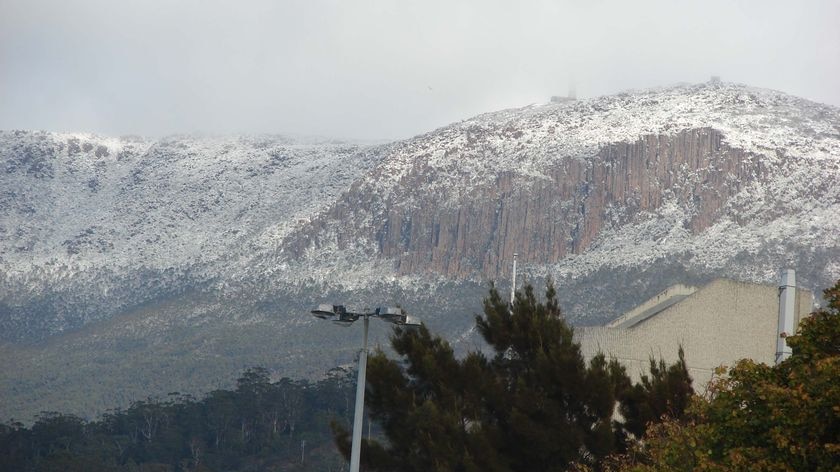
left=510, top=253, right=518, bottom=305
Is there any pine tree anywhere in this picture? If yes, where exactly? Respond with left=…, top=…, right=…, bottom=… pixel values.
left=477, top=283, right=628, bottom=470
left=336, top=283, right=636, bottom=471
left=616, top=347, right=693, bottom=440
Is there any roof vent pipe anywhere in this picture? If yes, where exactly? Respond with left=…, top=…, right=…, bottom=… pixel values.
left=775, top=269, right=796, bottom=364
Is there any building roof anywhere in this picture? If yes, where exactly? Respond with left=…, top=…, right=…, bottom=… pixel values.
left=606, top=283, right=698, bottom=329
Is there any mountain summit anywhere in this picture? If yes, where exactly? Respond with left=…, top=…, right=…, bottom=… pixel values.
left=282, top=81, right=839, bottom=286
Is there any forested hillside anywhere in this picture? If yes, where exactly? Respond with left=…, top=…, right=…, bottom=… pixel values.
left=0, top=368, right=357, bottom=471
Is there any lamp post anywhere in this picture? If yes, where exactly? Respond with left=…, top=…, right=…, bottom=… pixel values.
left=311, top=304, right=420, bottom=472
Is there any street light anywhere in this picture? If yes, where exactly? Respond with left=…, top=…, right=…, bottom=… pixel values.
left=310, top=304, right=421, bottom=472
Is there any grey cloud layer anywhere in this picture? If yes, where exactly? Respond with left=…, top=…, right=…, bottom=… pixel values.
left=1, top=0, right=838, bottom=140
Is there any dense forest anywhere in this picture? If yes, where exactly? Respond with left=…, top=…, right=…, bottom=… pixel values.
left=0, top=368, right=358, bottom=471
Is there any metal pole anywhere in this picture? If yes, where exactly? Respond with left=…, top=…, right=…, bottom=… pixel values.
left=349, top=315, right=369, bottom=472
left=510, top=253, right=518, bottom=305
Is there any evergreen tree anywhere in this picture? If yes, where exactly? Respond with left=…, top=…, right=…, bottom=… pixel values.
left=478, top=283, right=628, bottom=469
left=616, top=347, right=693, bottom=440
left=336, top=283, right=640, bottom=471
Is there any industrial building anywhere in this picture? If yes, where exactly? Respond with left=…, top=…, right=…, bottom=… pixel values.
left=575, top=272, right=813, bottom=390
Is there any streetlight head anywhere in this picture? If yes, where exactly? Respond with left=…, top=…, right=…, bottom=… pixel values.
left=332, top=310, right=359, bottom=327
left=311, top=303, right=338, bottom=319
left=376, top=306, right=405, bottom=324
left=377, top=306, right=422, bottom=327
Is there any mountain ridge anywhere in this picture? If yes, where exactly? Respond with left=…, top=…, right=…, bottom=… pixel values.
left=3, top=81, right=839, bottom=335
left=280, top=81, right=839, bottom=282
left=1, top=81, right=839, bottom=421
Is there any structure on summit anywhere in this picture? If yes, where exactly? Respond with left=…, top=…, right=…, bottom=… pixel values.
left=550, top=78, right=577, bottom=103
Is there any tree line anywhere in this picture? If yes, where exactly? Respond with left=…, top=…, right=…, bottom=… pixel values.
left=0, top=368, right=357, bottom=471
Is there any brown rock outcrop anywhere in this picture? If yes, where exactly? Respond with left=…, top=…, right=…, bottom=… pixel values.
left=293, top=128, right=769, bottom=279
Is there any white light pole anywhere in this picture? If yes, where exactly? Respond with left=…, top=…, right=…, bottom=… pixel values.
left=311, top=304, right=421, bottom=472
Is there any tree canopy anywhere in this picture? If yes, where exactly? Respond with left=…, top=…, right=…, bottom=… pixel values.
left=334, top=283, right=693, bottom=471
left=0, top=368, right=357, bottom=471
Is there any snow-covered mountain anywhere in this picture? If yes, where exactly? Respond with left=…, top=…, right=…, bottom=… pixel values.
left=0, top=133, right=380, bottom=338
left=1, top=81, right=839, bottom=421
left=280, top=81, right=839, bottom=304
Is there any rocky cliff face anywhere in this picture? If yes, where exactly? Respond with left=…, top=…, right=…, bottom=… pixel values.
left=286, top=82, right=838, bottom=290
left=300, top=128, right=767, bottom=278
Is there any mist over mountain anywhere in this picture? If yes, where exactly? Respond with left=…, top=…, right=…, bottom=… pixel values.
left=1, top=81, right=839, bottom=421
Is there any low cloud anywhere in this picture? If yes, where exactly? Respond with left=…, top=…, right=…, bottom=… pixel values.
left=1, top=0, right=838, bottom=140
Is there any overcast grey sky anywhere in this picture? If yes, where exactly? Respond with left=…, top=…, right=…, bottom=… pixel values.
left=1, top=0, right=838, bottom=140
